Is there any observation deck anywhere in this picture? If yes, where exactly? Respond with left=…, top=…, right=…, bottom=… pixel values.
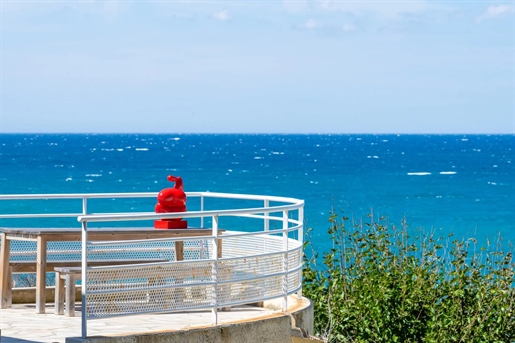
left=0, top=192, right=313, bottom=343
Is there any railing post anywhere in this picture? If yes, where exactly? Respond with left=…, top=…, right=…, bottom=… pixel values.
left=200, top=195, right=205, bottom=228
left=264, top=199, right=270, bottom=254
left=282, top=210, right=288, bottom=311
left=211, top=215, right=219, bottom=324
left=264, top=199, right=269, bottom=232
left=81, top=198, right=88, bottom=338
left=297, top=206, right=304, bottom=299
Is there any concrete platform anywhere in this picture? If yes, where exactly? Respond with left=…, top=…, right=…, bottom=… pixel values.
left=0, top=296, right=313, bottom=343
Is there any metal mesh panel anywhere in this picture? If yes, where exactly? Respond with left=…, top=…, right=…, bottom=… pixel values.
left=218, top=253, right=284, bottom=283
left=182, top=239, right=211, bottom=260
left=8, top=241, right=38, bottom=261
left=287, top=269, right=302, bottom=292
left=47, top=242, right=82, bottom=261
left=85, top=261, right=214, bottom=318
left=8, top=241, right=81, bottom=265
left=11, top=241, right=83, bottom=262
left=221, top=234, right=283, bottom=258
left=37, top=231, right=305, bottom=319
left=287, top=246, right=302, bottom=270
left=8, top=240, right=179, bottom=262
left=87, top=240, right=175, bottom=261
left=217, top=275, right=284, bottom=306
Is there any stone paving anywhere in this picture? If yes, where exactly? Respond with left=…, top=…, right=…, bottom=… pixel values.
left=0, top=302, right=280, bottom=343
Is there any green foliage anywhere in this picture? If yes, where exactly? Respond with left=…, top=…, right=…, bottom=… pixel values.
left=302, top=211, right=515, bottom=343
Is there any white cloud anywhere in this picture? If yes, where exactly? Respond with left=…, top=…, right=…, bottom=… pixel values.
left=311, top=0, right=432, bottom=19
left=305, top=18, right=317, bottom=29
left=298, top=18, right=358, bottom=34
left=286, top=0, right=445, bottom=33
left=477, top=5, right=513, bottom=23
left=212, top=9, right=230, bottom=22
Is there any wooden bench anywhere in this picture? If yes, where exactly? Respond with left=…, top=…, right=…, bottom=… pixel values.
left=53, top=259, right=167, bottom=317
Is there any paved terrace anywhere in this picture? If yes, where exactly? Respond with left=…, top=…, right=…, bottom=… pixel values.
left=1, top=296, right=311, bottom=343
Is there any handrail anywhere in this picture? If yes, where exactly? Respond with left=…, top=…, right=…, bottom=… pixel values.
left=0, top=192, right=158, bottom=200
left=0, top=192, right=304, bottom=222
left=77, top=206, right=302, bottom=223
left=0, top=191, right=303, bottom=203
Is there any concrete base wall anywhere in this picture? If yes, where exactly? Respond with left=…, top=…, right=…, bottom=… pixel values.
left=262, top=297, right=314, bottom=337
left=67, top=315, right=293, bottom=343
left=12, top=286, right=82, bottom=303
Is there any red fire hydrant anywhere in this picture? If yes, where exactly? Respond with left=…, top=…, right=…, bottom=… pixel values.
left=154, top=175, right=188, bottom=229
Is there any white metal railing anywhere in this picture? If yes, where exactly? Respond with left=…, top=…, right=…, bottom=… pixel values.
left=0, top=192, right=304, bottom=339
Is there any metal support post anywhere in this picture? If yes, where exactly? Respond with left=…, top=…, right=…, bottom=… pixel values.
left=211, top=215, right=219, bottom=324
left=297, top=206, right=304, bottom=299
left=282, top=210, right=288, bottom=311
left=81, top=198, right=88, bottom=338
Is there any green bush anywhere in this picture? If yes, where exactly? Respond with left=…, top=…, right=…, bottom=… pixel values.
left=303, top=211, right=515, bottom=343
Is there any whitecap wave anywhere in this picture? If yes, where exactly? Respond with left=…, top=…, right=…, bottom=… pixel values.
left=407, top=172, right=431, bottom=176
left=439, top=171, right=456, bottom=175
left=135, top=148, right=149, bottom=151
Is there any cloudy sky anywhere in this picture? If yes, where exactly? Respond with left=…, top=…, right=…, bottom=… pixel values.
left=1, top=0, right=513, bottom=133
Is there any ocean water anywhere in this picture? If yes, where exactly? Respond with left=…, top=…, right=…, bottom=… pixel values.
left=1, top=134, right=514, bottom=252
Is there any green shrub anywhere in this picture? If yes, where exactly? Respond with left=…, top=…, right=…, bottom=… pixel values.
left=303, top=211, right=515, bottom=343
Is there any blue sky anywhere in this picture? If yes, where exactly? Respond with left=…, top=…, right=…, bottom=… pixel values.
left=1, top=1, right=513, bottom=133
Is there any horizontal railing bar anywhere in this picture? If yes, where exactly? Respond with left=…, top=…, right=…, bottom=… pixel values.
left=0, top=213, right=83, bottom=219
left=77, top=204, right=303, bottom=223
left=0, top=193, right=158, bottom=200
left=220, top=250, right=289, bottom=262
left=0, top=191, right=303, bottom=205
left=0, top=212, right=302, bottom=223
left=86, top=259, right=212, bottom=270
left=236, top=215, right=303, bottom=228
left=221, top=226, right=302, bottom=239
left=194, top=191, right=303, bottom=204
left=87, top=235, right=217, bottom=246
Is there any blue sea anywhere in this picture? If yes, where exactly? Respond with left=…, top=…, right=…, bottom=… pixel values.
left=1, top=134, right=514, bottom=252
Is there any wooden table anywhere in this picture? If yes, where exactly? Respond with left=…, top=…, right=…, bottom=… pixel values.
left=0, top=227, right=221, bottom=313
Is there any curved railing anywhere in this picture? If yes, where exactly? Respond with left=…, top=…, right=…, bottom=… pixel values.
left=0, top=192, right=304, bottom=338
